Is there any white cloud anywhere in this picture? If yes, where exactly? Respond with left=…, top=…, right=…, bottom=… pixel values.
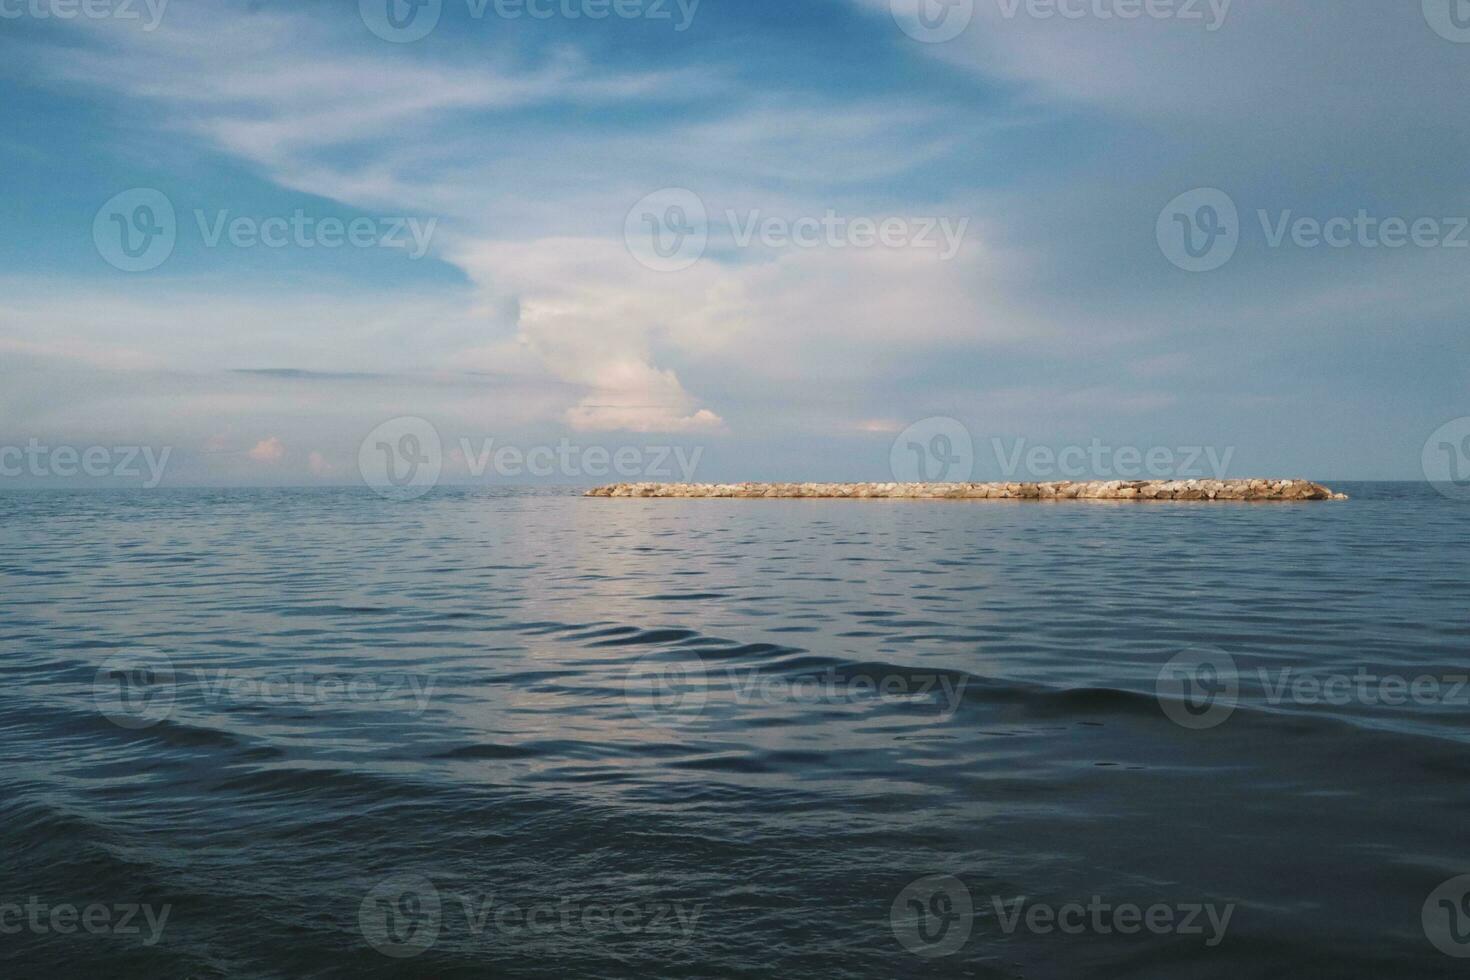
left=307, top=450, right=335, bottom=476
left=247, top=436, right=285, bottom=463
left=7, top=2, right=1028, bottom=436
left=853, top=0, right=1463, bottom=132
left=448, top=228, right=1036, bottom=429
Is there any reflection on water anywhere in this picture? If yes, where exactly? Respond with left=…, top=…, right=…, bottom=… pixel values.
left=1, top=484, right=1468, bottom=977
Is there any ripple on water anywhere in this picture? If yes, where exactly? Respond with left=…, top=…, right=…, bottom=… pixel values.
left=0, top=484, right=1467, bottom=978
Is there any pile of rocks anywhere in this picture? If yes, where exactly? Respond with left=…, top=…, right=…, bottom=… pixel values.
left=586, top=480, right=1348, bottom=501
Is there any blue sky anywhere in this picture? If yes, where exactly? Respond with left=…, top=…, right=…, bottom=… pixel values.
left=1, top=0, right=1467, bottom=485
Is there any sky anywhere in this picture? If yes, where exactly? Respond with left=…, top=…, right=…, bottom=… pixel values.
left=1, top=0, right=1467, bottom=487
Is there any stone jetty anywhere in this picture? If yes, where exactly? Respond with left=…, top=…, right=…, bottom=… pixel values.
left=587, top=480, right=1348, bottom=501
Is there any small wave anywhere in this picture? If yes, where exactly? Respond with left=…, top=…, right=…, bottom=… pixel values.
left=433, top=743, right=541, bottom=761
left=640, top=592, right=731, bottom=601
left=587, top=627, right=702, bottom=647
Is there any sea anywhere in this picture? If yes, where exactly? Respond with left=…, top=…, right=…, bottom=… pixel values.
left=2, top=482, right=1468, bottom=978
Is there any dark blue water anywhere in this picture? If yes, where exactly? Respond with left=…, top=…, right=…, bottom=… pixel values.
left=3, top=484, right=1469, bottom=977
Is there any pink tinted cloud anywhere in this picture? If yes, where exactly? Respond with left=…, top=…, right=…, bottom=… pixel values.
left=247, top=437, right=286, bottom=463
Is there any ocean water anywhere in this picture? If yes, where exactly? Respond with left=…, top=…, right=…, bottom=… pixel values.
left=3, top=483, right=1469, bottom=978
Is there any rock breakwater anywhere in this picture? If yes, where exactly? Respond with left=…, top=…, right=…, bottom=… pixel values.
left=587, top=480, right=1348, bottom=501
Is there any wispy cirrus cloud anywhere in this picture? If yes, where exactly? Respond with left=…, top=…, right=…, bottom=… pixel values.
left=5, top=0, right=1028, bottom=435
left=1, top=0, right=1464, bottom=479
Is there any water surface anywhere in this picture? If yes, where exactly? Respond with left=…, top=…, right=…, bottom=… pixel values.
left=2, top=484, right=1467, bottom=977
